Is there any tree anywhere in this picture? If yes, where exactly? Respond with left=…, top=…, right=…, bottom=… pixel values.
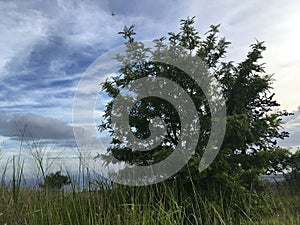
left=290, top=149, right=300, bottom=173
left=287, top=149, right=300, bottom=186
left=99, top=17, right=291, bottom=191
left=40, top=171, right=70, bottom=190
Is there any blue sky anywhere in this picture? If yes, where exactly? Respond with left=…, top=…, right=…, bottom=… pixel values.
left=1, top=0, right=300, bottom=173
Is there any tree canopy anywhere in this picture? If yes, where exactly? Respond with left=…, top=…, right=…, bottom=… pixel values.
left=40, top=171, right=70, bottom=190
left=99, top=17, right=291, bottom=191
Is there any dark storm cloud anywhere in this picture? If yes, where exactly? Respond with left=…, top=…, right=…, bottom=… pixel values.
left=0, top=111, right=76, bottom=140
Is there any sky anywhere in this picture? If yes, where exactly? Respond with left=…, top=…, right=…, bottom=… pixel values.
left=0, top=0, right=300, bottom=175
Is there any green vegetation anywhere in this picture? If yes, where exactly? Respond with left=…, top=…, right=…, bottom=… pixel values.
left=0, top=168, right=300, bottom=224
left=100, top=17, right=291, bottom=191
left=39, top=171, right=71, bottom=189
left=0, top=17, right=299, bottom=224
left=0, top=139, right=299, bottom=224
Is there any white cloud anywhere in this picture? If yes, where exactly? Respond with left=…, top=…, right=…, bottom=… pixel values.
left=278, top=106, right=300, bottom=147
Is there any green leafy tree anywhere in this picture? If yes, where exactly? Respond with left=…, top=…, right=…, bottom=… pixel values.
left=290, top=150, right=300, bottom=172
left=257, top=147, right=291, bottom=174
left=40, top=171, right=70, bottom=190
left=287, top=149, right=300, bottom=185
left=99, top=17, right=291, bottom=192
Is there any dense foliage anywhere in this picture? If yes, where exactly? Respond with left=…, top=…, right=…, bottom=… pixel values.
left=99, top=17, right=291, bottom=193
left=39, top=171, right=70, bottom=189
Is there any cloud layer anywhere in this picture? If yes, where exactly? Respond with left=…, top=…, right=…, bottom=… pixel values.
left=0, top=111, right=74, bottom=140
left=279, top=106, right=300, bottom=148
left=0, top=0, right=299, bottom=149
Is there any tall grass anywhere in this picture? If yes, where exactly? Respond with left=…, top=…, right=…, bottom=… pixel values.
left=0, top=167, right=299, bottom=224
left=0, top=140, right=299, bottom=224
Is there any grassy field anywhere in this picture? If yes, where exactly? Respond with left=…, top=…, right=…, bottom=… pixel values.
left=0, top=176, right=299, bottom=225
left=0, top=147, right=299, bottom=224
